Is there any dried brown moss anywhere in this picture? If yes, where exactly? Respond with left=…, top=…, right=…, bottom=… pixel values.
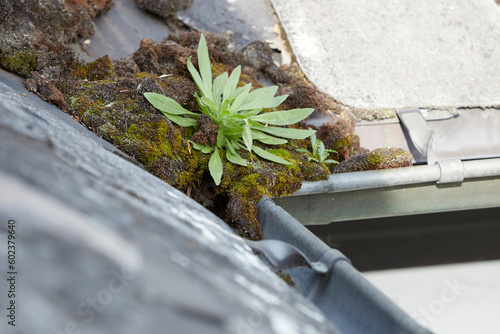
left=0, top=0, right=113, bottom=77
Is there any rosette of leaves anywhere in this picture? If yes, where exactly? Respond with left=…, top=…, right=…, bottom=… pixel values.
left=296, top=133, right=339, bottom=165
left=144, top=34, right=315, bottom=185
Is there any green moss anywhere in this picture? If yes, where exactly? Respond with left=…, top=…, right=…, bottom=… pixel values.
left=62, top=65, right=329, bottom=240
left=71, top=63, right=90, bottom=79
left=0, top=49, right=37, bottom=77
left=30, top=33, right=338, bottom=241
left=134, top=72, right=158, bottom=79
left=366, top=147, right=412, bottom=167
left=228, top=173, right=267, bottom=240
left=88, top=55, right=114, bottom=81
left=333, top=147, right=413, bottom=174
left=331, top=136, right=352, bottom=151
left=367, top=151, right=383, bottom=166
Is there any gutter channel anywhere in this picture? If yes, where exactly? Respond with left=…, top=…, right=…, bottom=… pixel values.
left=292, top=158, right=500, bottom=196
left=257, top=196, right=433, bottom=334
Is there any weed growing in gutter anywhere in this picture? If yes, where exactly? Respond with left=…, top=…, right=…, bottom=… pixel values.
left=296, top=132, right=339, bottom=165
left=145, top=34, right=314, bottom=185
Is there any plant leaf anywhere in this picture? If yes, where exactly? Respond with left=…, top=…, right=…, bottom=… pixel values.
left=241, top=109, right=263, bottom=117
left=228, top=84, right=252, bottom=113
left=223, top=65, right=241, bottom=102
left=225, top=139, right=247, bottom=166
left=232, top=140, right=242, bottom=150
left=197, top=34, right=213, bottom=99
left=195, top=94, right=213, bottom=118
left=323, top=159, right=339, bottom=164
left=221, top=118, right=244, bottom=136
left=256, top=137, right=288, bottom=145
left=238, top=87, right=289, bottom=111
left=256, top=126, right=316, bottom=139
left=190, top=141, right=215, bottom=153
left=202, top=146, right=215, bottom=154
left=165, top=114, right=197, bottom=127
left=311, top=133, right=319, bottom=156
left=318, top=141, right=326, bottom=161
left=144, top=93, right=198, bottom=116
left=187, top=57, right=211, bottom=100
left=209, top=147, right=223, bottom=185
left=252, top=145, right=292, bottom=165
left=242, top=119, right=253, bottom=153
left=237, top=86, right=278, bottom=110
left=250, top=108, right=314, bottom=126
left=213, top=72, right=228, bottom=108
left=251, top=130, right=288, bottom=145
left=216, top=130, right=225, bottom=149
left=295, top=148, right=311, bottom=154
left=200, top=96, right=218, bottom=118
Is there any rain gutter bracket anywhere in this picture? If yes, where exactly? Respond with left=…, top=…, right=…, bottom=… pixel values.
left=437, top=159, right=465, bottom=184
left=397, top=108, right=434, bottom=160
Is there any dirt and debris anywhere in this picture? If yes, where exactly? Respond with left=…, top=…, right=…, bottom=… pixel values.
left=351, top=108, right=397, bottom=121
left=25, top=72, right=70, bottom=111
left=0, top=0, right=412, bottom=239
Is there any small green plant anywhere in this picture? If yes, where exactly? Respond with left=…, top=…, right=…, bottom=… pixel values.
left=144, top=34, right=315, bottom=185
left=296, top=133, right=339, bottom=165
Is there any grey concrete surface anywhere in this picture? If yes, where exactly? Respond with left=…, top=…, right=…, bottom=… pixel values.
left=0, top=69, right=338, bottom=334
left=272, top=0, right=500, bottom=109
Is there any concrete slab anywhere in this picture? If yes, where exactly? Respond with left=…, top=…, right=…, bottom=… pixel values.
left=363, top=260, right=500, bottom=334
left=271, top=0, right=500, bottom=109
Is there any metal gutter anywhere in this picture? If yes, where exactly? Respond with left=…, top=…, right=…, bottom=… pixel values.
left=292, top=158, right=500, bottom=196
left=257, top=196, right=433, bottom=334
left=274, top=158, right=500, bottom=225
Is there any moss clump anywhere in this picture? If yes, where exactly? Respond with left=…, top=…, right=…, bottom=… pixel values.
left=58, top=53, right=318, bottom=239
left=136, top=0, right=194, bottom=18
left=88, top=55, right=114, bottom=81
left=333, top=147, right=413, bottom=174
left=216, top=146, right=306, bottom=239
left=0, top=0, right=113, bottom=79
left=0, top=49, right=37, bottom=77
left=1, top=4, right=334, bottom=240
left=316, top=110, right=361, bottom=165
left=366, top=147, right=413, bottom=168
left=17, top=29, right=411, bottom=241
